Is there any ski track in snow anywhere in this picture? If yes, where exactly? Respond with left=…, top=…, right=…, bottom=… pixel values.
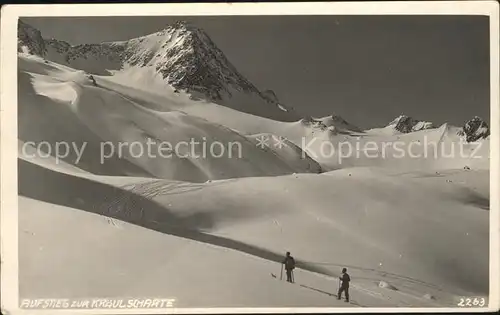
left=93, top=176, right=467, bottom=307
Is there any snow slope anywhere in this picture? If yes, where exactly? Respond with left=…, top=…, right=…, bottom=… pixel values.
left=19, top=156, right=488, bottom=307
left=18, top=54, right=319, bottom=182
left=91, top=73, right=490, bottom=173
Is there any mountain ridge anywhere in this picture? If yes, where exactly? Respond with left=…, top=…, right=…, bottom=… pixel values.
left=18, top=19, right=298, bottom=121
left=385, top=114, right=435, bottom=133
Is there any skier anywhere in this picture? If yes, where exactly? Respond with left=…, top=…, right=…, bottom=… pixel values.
left=337, top=267, right=350, bottom=302
left=282, top=252, right=296, bottom=283
left=88, top=74, right=97, bottom=86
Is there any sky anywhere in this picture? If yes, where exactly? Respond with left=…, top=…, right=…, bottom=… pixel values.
left=23, top=15, right=490, bottom=128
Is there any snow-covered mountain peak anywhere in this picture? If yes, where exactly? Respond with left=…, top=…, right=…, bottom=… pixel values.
left=120, top=21, right=260, bottom=100
left=457, top=116, right=490, bottom=142
left=17, top=19, right=298, bottom=121
left=299, top=113, right=361, bottom=134
left=386, top=114, right=435, bottom=133
left=146, top=20, right=206, bottom=45
left=166, top=20, right=202, bottom=34
left=320, top=113, right=362, bottom=132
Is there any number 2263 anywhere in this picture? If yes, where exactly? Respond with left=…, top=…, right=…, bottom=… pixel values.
left=457, top=297, right=487, bottom=307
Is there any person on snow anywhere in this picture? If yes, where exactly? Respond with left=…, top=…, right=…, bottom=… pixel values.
left=282, top=252, right=296, bottom=283
left=337, top=267, right=350, bottom=302
left=88, top=74, right=97, bottom=86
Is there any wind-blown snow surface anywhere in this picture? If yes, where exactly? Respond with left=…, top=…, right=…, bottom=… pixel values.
left=19, top=162, right=488, bottom=307
left=17, top=52, right=490, bottom=308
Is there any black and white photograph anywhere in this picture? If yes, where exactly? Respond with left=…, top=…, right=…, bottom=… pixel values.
left=1, top=1, right=499, bottom=313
